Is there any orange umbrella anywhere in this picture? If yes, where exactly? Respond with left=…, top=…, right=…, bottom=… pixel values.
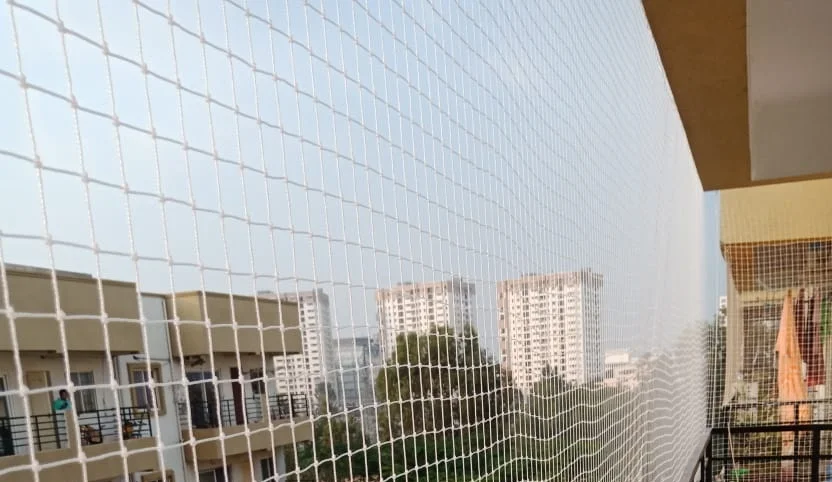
left=775, top=291, right=810, bottom=462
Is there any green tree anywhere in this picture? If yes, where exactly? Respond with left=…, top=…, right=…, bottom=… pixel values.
left=516, top=365, right=640, bottom=482
left=288, top=382, right=379, bottom=482
left=375, top=325, right=512, bottom=437
left=373, top=325, right=516, bottom=481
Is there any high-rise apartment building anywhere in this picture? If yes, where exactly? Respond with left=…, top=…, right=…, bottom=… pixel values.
left=268, top=289, right=335, bottom=410
left=498, top=270, right=603, bottom=392
left=376, top=278, right=475, bottom=360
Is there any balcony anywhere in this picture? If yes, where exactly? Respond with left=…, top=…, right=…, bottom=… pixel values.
left=180, top=394, right=312, bottom=462
left=692, top=401, right=832, bottom=481
left=0, top=407, right=159, bottom=482
left=720, top=179, right=832, bottom=296
left=0, top=266, right=144, bottom=354
left=167, top=291, right=302, bottom=358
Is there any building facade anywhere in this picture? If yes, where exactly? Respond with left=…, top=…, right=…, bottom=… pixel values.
left=376, top=279, right=475, bottom=360
left=269, top=289, right=334, bottom=412
left=0, top=266, right=312, bottom=482
left=498, top=270, right=603, bottom=393
left=603, top=350, right=641, bottom=391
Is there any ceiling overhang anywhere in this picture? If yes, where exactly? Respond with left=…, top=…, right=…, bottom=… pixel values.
left=643, top=0, right=832, bottom=191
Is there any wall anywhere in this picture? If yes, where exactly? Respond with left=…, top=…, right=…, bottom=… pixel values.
left=0, top=353, right=114, bottom=420
left=721, top=179, right=832, bottom=245
left=112, top=294, right=188, bottom=482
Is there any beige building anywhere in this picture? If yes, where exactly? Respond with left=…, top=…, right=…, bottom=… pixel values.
left=0, top=265, right=312, bottom=482
left=498, top=271, right=603, bottom=393
left=376, top=278, right=475, bottom=360
left=720, top=179, right=832, bottom=408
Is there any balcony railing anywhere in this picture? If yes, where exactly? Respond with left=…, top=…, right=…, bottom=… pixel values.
left=179, top=394, right=309, bottom=430
left=692, top=400, right=832, bottom=482
left=268, top=394, right=309, bottom=419
left=0, top=407, right=153, bottom=457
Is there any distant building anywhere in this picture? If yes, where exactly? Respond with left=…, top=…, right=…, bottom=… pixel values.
left=376, top=278, right=475, bottom=360
left=332, top=336, right=381, bottom=441
left=333, top=337, right=379, bottom=410
left=498, top=270, right=603, bottom=392
left=603, top=350, right=641, bottom=391
left=718, top=295, right=727, bottom=327
left=265, top=289, right=334, bottom=410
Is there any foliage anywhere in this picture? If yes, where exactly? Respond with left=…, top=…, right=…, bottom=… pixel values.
left=374, top=325, right=514, bottom=441
left=288, top=325, right=639, bottom=482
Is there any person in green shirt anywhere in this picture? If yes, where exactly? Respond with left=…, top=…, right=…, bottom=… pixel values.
left=52, top=389, right=71, bottom=412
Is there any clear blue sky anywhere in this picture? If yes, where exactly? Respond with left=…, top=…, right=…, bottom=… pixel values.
left=0, top=0, right=724, bottom=355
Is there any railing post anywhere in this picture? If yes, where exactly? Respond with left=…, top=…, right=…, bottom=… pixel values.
left=34, top=415, right=42, bottom=451
left=147, top=408, right=152, bottom=437
left=705, top=436, right=712, bottom=482
left=64, top=410, right=78, bottom=450
left=811, top=426, right=821, bottom=481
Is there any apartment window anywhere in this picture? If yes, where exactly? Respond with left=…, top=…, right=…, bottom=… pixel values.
left=70, top=371, right=97, bottom=413
left=260, top=458, right=276, bottom=480
left=0, top=378, right=8, bottom=418
left=249, top=369, right=266, bottom=395
left=128, top=363, right=166, bottom=415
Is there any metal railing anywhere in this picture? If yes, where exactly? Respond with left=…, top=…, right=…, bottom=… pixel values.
left=0, top=407, right=153, bottom=457
left=268, top=393, right=309, bottom=420
left=180, top=394, right=308, bottom=430
left=691, top=401, right=832, bottom=481
left=181, top=397, right=269, bottom=428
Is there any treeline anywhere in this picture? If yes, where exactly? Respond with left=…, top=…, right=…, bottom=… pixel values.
left=287, top=326, right=644, bottom=482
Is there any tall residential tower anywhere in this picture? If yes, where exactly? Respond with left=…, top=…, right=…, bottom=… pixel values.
left=267, top=289, right=334, bottom=410
left=376, top=278, right=475, bottom=360
left=498, top=270, right=603, bottom=392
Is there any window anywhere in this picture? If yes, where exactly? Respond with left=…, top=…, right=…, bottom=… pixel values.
left=249, top=369, right=265, bottom=395
left=70, top=371, right=97, bottom=413
left=128, top=363, right=166, bottom=415
left=0, top=378, right=8, bottom=418
left=260, top=457, right=276, bottom=481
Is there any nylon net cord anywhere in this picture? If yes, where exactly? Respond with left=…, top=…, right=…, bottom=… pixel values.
left=0, top=2, right=713, bottom=482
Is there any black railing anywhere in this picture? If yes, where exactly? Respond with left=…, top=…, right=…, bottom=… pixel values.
left=0, top=412, right=67, bottom=456
left=691, top=400, right=832, bottom=481
left=0, top=407, right=153, bottom=457
left=181, top=397, right=265, bottom=429
left=180, top=393, right=308, bottom=430
left=77, top=407, right=153, bottom=445
left=268, top=393, right=308, bottom=420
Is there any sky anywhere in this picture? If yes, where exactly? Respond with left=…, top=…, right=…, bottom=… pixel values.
left=0, top=0, right=724, bottom=356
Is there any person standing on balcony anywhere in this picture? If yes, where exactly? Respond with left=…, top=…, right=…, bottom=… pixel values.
left=52, top=389, right=71, bottom=411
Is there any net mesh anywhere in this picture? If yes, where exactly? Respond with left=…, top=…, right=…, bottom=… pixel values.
left=0, top=1, right=714, bottom=482
left=710, top=181, right=832, bottom=481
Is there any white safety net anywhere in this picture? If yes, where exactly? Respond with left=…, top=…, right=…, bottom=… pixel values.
left=708, top=181, right=832, bottom=481
left=0, top=1, right=714, bottom=482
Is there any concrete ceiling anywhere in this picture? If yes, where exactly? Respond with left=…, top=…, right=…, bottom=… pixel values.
left=643, top=0, right=832, bottom=191
left=748, top=0, right=832, bottom=183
